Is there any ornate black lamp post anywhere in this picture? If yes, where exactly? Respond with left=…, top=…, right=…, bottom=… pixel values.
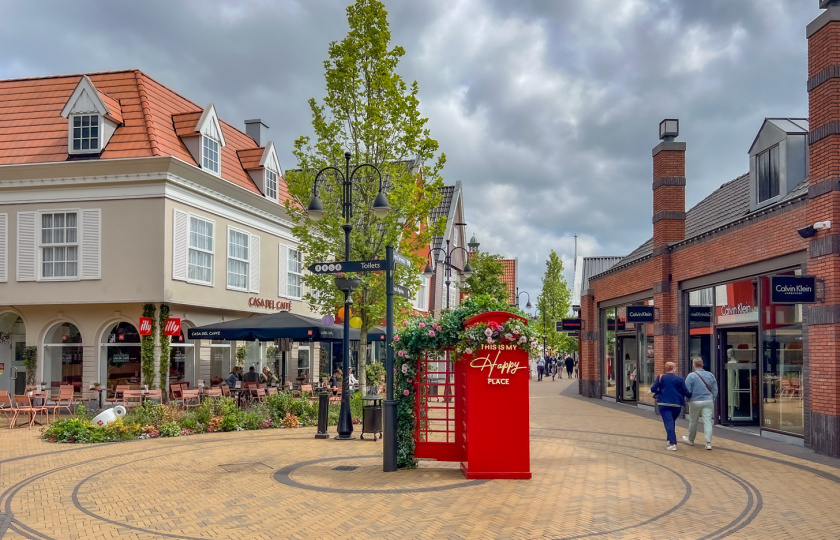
left=516, top=288, right=532, bottom=310
left=423, top=231, right=474, bottom=310
left=307, top=151, right=391, bottom=440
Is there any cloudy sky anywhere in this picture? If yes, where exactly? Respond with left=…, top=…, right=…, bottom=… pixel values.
left=0, top=0, right=821, bottom=314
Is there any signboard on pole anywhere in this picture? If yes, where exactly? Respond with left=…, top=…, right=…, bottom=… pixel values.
left=308, top=260, right=387, bottom=274
left=393, top=253, right=413, bottom=269
left=393, top=284, right=412, bottom=299
left=139, top=317, right=153, bottom=336
left=625, top=306, right=655, bottom=323
left=559, top=318, right=581, bottom=331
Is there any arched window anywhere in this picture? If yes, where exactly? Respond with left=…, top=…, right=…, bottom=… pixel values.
left=100, top=322, right=141, bottom=389
left=44, top=322, right=83, bottom=391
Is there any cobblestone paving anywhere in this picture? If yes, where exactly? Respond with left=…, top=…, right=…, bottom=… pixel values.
left=1, top=379, right=839, bottom=539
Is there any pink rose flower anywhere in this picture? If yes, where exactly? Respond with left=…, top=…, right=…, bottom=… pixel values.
left=394, top=335, right=400, bottom=342
left=406, top=378, right=413, bottom=384
left=403, top=389, right=410, bottom=396
left=419, top=322, right=426, bottom=329
left=429, top=330, right=436, bottom=337
left=398, top=350, right=405, bottom=357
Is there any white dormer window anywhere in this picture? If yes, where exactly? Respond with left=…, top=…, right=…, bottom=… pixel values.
left=71, top=114, right=100, bottom=152
left=265, top=168, right=278, bottom=200
left=202, top=135, right=220, bottom=174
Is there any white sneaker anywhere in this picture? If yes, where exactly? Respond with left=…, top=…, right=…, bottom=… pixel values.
left=705, top=443, right=712, bottom=450
left=666, top=445, right=677, bottom=451
left=681, top=436, right=694, bottom=446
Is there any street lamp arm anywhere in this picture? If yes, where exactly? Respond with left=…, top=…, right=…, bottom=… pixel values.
left=311, top=166, right=346, bottom=197
left=349, top=162, right=386, bottom=192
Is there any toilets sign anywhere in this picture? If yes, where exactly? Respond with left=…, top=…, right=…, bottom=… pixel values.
left=770, top=275, right=816, bottom=304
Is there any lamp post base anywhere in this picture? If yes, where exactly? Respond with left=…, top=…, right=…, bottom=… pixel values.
left=334, top=435, right=357, bottom=440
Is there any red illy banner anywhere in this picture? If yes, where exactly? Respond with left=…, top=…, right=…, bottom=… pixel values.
left=139, top=317, right=153, bottom=336
left=164, top=318, right=181, bottom=336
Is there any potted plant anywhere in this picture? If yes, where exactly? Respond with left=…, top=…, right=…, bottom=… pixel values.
left=235, top=345, right=247, bottom=368
left=21, top=346, right=37, bottom=387
left=334, top=273, right=361, bottom=292
left=93, top=382, right=101, bottom=390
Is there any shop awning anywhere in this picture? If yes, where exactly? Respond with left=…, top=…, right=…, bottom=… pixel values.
left=188, top=312, right=347, bottom=341
left=187, top=312, right=394, bottom=342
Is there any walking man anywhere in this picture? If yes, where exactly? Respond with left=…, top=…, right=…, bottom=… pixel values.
left=683, top=357, right=718, bottom=450
left=537, top=356, right=546, bottom=381
left=565, top=354, right=574, bottom=379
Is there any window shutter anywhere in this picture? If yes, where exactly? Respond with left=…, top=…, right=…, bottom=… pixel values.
left=80, top=208, right=101, bottom=280
left=249, top=234, right=260, bottom=294
left=16, top=211, right=36, bottom=281
left=0, top=213, right=7, bottom=282
left=172, top=209, right=188, bottom=281
left=278, top=243, right=288, bottom=297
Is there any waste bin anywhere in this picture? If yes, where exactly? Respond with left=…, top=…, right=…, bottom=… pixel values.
left=361, top=395, right=382, bottom=440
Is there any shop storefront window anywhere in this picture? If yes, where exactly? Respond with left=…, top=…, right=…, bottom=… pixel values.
left=688, top=288, right=714, bottom=372
left=210, top=341, right=231, bottom=385
left=169, top=329, right=194, bottom=385
left=760, top=273, right=804, bottom=436
left=297, top=346, right=311, bottom=383
left=101, top=322, right=141, bottom=389
left=716, top=279, right=758, bottom=325
left=602, top=308, right=616, bottom=398
left=637, top=300, right=655, bottom=405
left=43, top=322, right=83, bottom=391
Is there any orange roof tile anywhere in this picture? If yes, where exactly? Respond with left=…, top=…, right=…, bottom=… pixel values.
left=0, top=69, right=295, bottom=206
left=237, top=147, right=263, bottom=170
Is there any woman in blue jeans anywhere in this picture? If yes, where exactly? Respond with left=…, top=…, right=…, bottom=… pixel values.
left=650, top=361, right=691, bottom=451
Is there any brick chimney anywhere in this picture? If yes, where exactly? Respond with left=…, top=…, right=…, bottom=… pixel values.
left=651, top=119, right=686, bottom=375
left=805, top=0, right=840, bottom=456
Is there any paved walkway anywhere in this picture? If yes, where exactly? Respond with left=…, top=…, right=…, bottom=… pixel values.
left=1, top=378, right=839, bottom=539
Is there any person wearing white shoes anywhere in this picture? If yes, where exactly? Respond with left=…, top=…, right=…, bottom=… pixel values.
left=650, top=361, right=691, bottom=451
left=682, top=357, right=718, bottom=451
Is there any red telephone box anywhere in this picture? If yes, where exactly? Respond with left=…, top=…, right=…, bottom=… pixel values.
left=414, top=311, right=531, bottom=479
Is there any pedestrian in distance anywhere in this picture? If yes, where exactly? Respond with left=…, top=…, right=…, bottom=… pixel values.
left=682, top=357, right=718, bottom=450
left=650, top=361, right=691, bottom=451
left=537, top=357, right=546, bottom=381
left=573, top=357, right=579, bottom=378
left=565, top=354, right=574, bottom=378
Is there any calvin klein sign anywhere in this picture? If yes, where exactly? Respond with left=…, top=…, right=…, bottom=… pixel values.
left=625, top=306, right=655, bottom=323
left=770, top=275, right=816, bottom=304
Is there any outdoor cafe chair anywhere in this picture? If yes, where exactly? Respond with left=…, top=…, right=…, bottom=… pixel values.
left=144, top=389, right=163, bottom=404
left=204, top=387, right=222, bottom=399
left=111, top=384, right=131, bottom=406
left=220, top=385, right=231, bottom=398
left=14, top=394, right=48, bottom=429
left=181, top=389, right=201, bottom=410
left=47, top=385, right=76, bottom=419
left=266, top=387, right=278, bottom=396
left=0, top=392, right=17, bottom=428
left=121, top=390, right=143, bottom=410
left=252, top=387, right=267, bottom=404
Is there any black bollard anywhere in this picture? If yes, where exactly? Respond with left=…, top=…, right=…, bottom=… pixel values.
left=315, top=391, right=329, bottom=439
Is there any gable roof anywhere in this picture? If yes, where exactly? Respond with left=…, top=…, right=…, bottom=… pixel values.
left=0, top=69, right=292, bottom=205
left=431, top=183, right=462, bottom=261
left=572, top=256, right=623, bottom=306
left=612, top=172, right=808, bottom=270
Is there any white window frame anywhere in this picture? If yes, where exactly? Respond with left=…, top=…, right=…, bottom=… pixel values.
left=265, top=168, right=278, bottom=200
left=287, top=248, right=303, bottom=299
left=38, top=210, right=80, bottom=281
left=69, top=114, right=101, bottom=154
left=188, top=215, right=215, bottom=286
left=414, top=274, right=428, bottom=311
left=202, top=135, right=221, bottom=175
left=226, top=226, right=249, bottom=292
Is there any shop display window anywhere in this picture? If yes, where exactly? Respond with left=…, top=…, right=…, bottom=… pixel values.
left=601, top=307, right=616, bottom=398
left=101, top=322, right=141, bottom=389
left=44, top=322, right=83, bottom=391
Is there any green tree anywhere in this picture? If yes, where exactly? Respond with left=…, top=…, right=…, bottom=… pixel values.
left=535, top=250, right=572, bottom=354
left=462, top=251, right=508, bottom=302
left=285, top=0, right=445, bottom=388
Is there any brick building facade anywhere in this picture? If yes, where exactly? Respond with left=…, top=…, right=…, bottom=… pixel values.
left=579, top=3, right=840, bottom=455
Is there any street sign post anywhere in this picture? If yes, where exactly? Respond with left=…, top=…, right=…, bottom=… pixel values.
left=393, top=284, right=412, bottom=299
left=308, top=260, right=387, bottom=274
left=393, top=253, right=413, bottom=269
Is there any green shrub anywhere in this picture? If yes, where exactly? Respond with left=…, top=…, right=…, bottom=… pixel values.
left=103, top=417, right=141, bottom=441
left=350, top=391, right=363, bottom=421
left=42, top=417, right=108, bottom=443
left=158, top=422, right=181, bottom=437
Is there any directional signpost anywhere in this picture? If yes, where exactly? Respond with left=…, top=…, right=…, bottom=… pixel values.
left=393, top=284, right=412, bottom=299
left=309, top=260, right=387, bottom=274
left=393, top=252, right=413, bottom=269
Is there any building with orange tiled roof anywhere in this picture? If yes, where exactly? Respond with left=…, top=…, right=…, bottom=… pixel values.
left=0, top=70, right=321, bottom=394
left=500, top=257, right=518, bottom=306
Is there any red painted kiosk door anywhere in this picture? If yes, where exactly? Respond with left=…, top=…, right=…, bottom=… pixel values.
left=460, top=311, right=531, bottom=479
left=414, top=351, right=464, bottom=462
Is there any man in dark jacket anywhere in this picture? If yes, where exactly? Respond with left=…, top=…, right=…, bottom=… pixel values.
left=565, top=355, right=574, bottom=378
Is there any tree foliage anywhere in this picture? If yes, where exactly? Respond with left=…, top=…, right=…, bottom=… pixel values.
left=462, top=251, right=509, bottom=302
left=284, top=0, right=445, bottom=386
left=535, top=250, right=573, bottom=354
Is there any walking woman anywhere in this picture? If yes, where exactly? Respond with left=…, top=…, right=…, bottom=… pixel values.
left=650, top=361, right=691, bottom=451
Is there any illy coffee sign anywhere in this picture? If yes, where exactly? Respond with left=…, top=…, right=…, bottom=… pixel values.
left=164, top=318, right=181, bottom=336
left=626, top=306, right=655, bottom=323
left=770, top=275, right=816, bottom=304
left=139, top=317, right=153, bottom=336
